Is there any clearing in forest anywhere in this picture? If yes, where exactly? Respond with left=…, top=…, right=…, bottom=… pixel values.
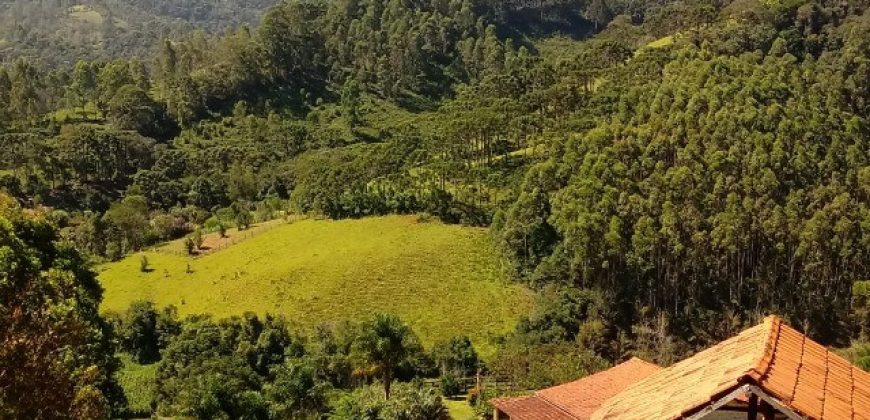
left=98, top=215, right=534, bottom=357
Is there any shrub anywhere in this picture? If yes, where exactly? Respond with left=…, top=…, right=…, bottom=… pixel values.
left=236, top=211, right=252, bottom=231
left=192, top=229, right=204, bottom=250
left=116, top=301, right=181, bottom=364
left=489, top=340, right=609, bottom=390
left=154, top=314, right=304, bottom=416
left=48, top=209, right=71, bottom=228
left=839, top=341, right=870, bottom=372
left=465, top=385, right=479, bottom=406
left=440, top=373, right=462, bottom=397
left=151, top=213, right=187, bottom=241
left=263, top=361, right=329, bottom=418
left=106, top=241, right=122, bottom=261
left=184, top=237, right=196, bottom=255
left=431, top=336, right=479, bottom=378
left=331, top=382, right=449, bottom=420
left=470, top=385, right=504, bottom=418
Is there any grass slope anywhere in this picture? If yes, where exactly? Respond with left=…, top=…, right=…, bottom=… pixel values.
left=99, top=215, right=533, bottom=357
left=646, top=35, right=675, bottom=48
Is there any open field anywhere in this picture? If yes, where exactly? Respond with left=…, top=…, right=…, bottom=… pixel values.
left=99, top=215, right=534, bottom=357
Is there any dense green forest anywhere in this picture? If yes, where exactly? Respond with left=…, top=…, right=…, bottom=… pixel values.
left=2, top=0, right=870, bottom=417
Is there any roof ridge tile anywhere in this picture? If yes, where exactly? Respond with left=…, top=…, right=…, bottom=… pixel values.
left=746, top=315, right=782, bottom=383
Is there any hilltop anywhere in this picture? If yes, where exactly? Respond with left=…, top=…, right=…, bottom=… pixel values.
left=0, top=0, right=275, bottom=64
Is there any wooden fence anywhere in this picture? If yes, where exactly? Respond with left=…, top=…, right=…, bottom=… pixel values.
left=156, top=217, right=294, bottom=258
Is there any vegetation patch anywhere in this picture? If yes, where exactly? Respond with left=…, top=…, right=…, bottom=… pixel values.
left=445, top=397, right=476, bottom=420
left=646, top=35, right=675, bottom=48
left=99, top=215, right=534, bottom=357
left=68, top=6, right=104, bottom=25
left=116, top=354, right=157, bottom=415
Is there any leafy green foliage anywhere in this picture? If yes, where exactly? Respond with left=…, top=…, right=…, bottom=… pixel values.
left=116, top=354, right=158, bottom=417
left=431, top=336, right=480, bottom=377
left=4, top=0, right=870, bottom=411
left=331, top=382, right=449, bottom=420
left=263, top=361, right=329, bottom=419
left=498, top=0, right=870, bottom=348
left=488, top=340, right=609, bottom=390
left=352, top=313, right=424, bottom=400
left=0, top=194, right=122, bottom=418
left=0, top=1, right=273, bottom=65
left=110, top=300, right=181, bottom=364
left=154, top=313, right=303, bottom=418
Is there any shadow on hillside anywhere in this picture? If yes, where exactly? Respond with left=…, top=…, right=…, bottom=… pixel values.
left=497, top=6, right=597, bottom=42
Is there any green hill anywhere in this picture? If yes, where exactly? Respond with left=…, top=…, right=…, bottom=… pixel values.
left=0, top=0, right=274, bottom=64
left=98, top=215, right=533, bottom=357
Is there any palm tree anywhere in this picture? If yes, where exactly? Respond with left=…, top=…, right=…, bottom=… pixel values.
left=353, top=313, right=420, bottom=400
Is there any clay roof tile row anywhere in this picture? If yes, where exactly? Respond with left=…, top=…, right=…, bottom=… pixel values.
left=491, top=358, right=662, bottom=419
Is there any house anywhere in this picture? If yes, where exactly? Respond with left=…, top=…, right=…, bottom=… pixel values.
left=491, top=316, right=870, bottom=419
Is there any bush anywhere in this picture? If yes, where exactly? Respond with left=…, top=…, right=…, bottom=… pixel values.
left=331, top=382, right=449, bottom=420
left=155, top=314, right=304, bottom=417
left=470, top=385, right=505, bottom=419
left=431, top=336, right=479, bottom=378
left=151, top=213, right=188, bottom=241
left=440, top=373, right=461, bottom=397
left=489, top=340, right=609, bottom=390
left=465, top=385, right=479, bottom=406
left=263, top=361, right=329, bottom=418
left=192, top=229, right=204, bottom=250
left=48, top=209, right=71, bottom=228
left=106, top=241, right=122, bottom=261
left=202, top=216, right=225, bottom=231
left=236, top=210, right=252, bottom=230
left=115, top=301, right=181, bottom=364
left=184, top=237, right=196, bottom=255
left=839, top=341, right=870, bottom=372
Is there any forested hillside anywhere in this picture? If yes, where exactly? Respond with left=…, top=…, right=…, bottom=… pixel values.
left=2, top=0, right=870, bottom=418
left=0, top=0, right=275, bottom=64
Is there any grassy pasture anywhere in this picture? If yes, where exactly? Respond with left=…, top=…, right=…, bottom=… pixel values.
left=99, top=215, right=533, bottom=358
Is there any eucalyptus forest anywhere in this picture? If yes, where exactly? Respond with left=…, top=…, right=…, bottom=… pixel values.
left=1, top=0, right=870, bottom=418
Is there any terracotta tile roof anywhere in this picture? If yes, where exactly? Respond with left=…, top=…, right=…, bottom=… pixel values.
left=590, top=315, right=870, bottom=420
left=491, top=358, right=661, bottom=419
left=536, top=358, right=662, bottom=418
left=491, top=395, right=577, bottom=420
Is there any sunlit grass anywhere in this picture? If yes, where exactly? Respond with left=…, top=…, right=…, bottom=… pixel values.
left=99, top=215, right=533, bottom=358
left=646, top=35, right=675, bottom=49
